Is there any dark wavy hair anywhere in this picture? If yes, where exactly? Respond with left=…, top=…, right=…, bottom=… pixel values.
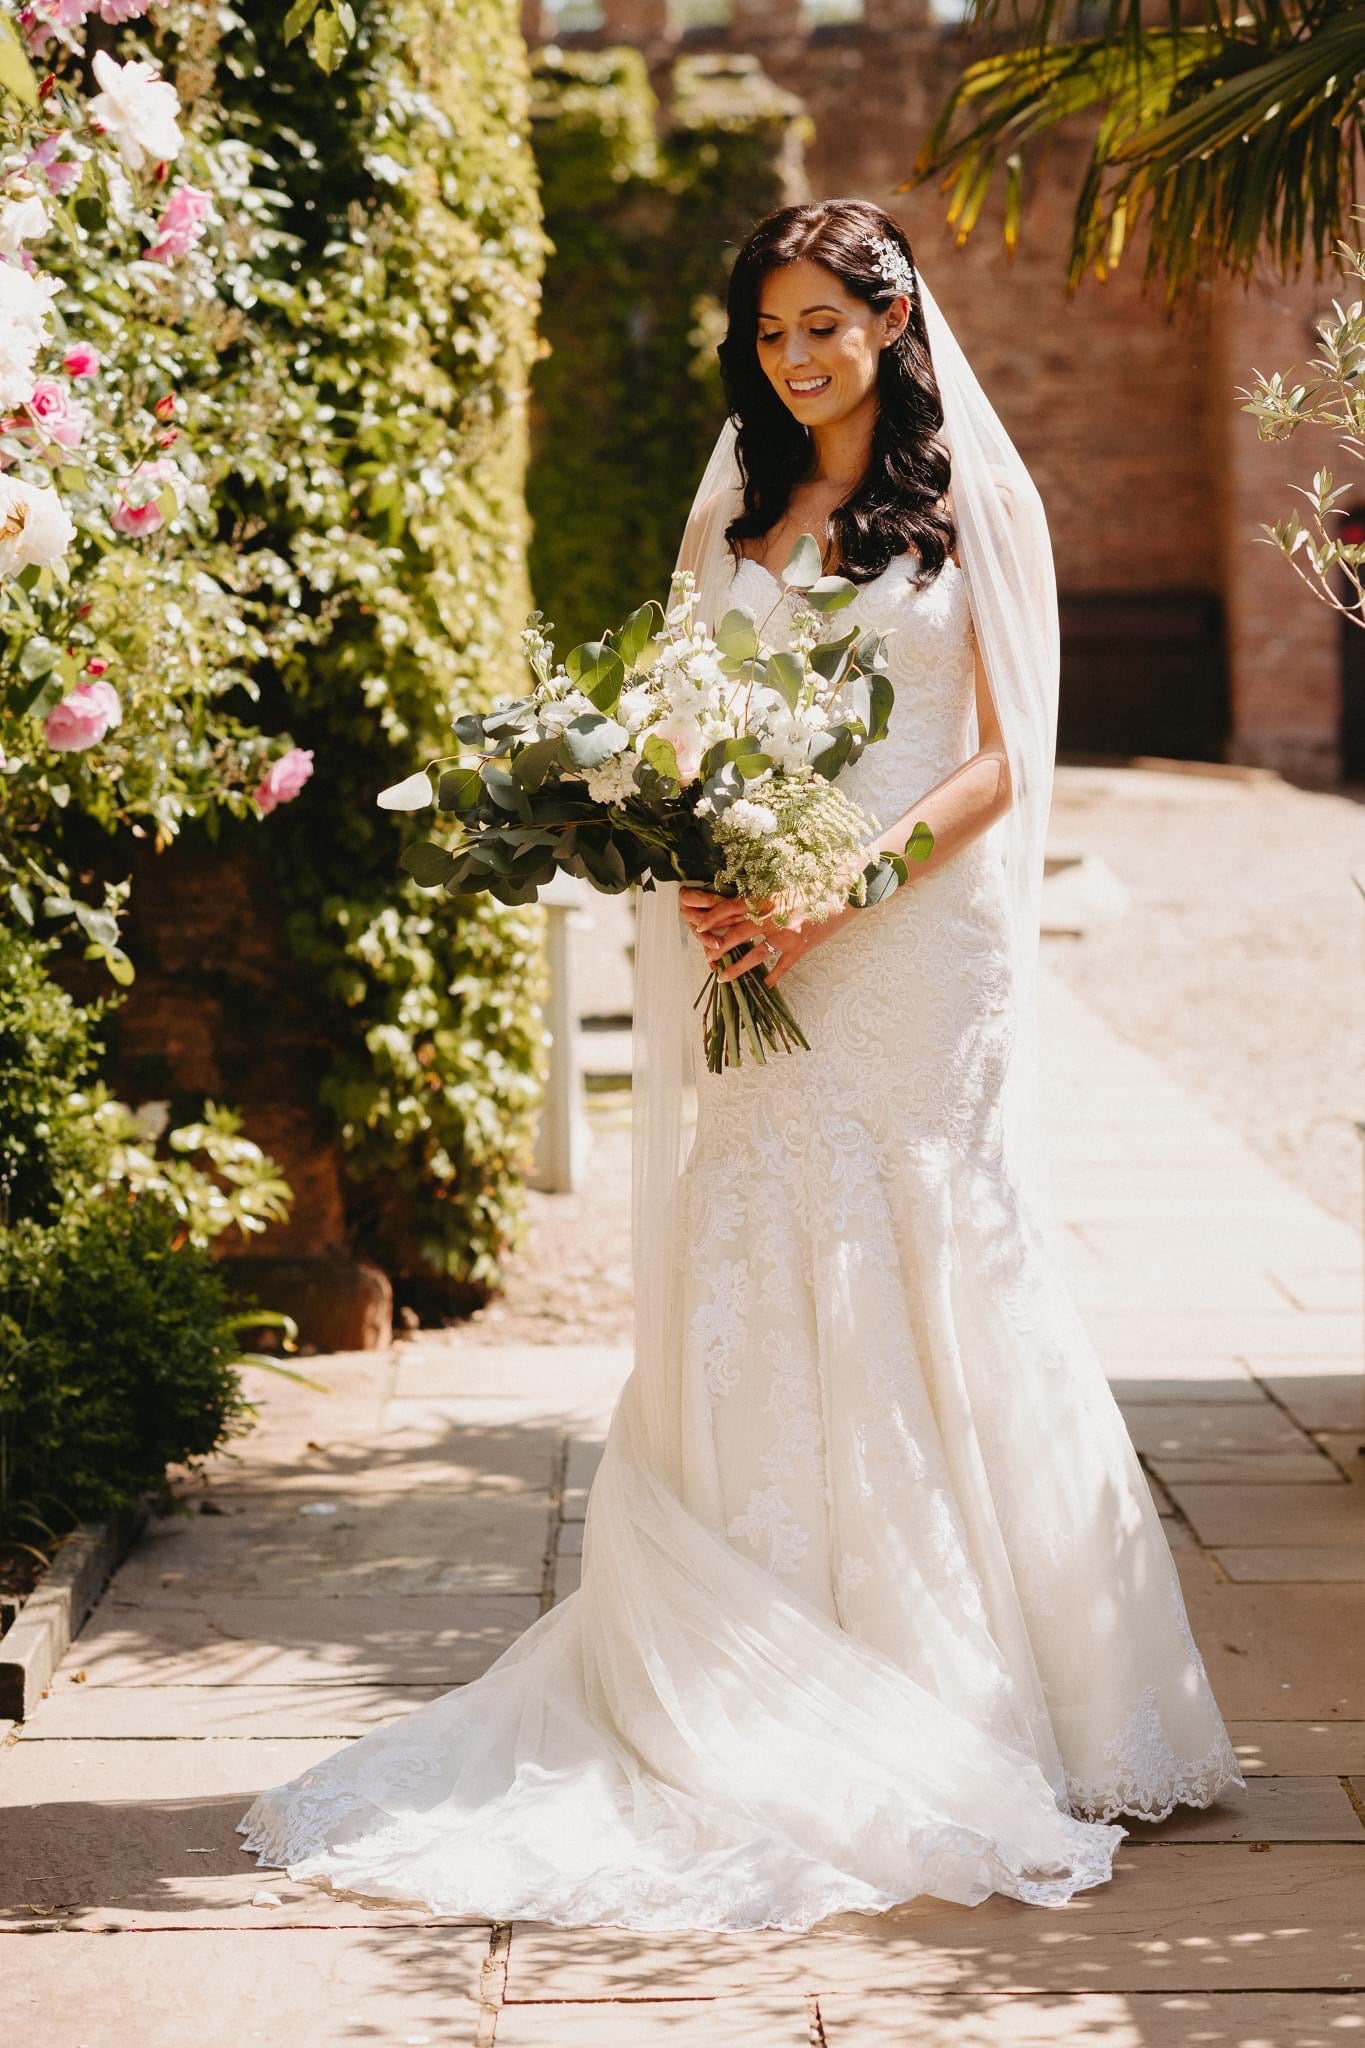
left=716, top=198, right=955, bottom=586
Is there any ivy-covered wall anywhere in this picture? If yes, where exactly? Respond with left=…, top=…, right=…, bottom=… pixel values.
left=527, top=51, right=810, bottom=656
left=102, top=0, right=551, bottom=1316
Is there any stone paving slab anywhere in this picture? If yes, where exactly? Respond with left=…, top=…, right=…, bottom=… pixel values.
left=1214, top=1547, right=1365, bottom=1582
left=113, top=1487, right=553, bottom=1600
left=1162, top=1480, right=1365, bottom=1548
left=16, top=1681, right=449, bottom=1739
left=5, top=1926, right=489, bottom=2045
left=815, top=1990, right=1365, bottom=2045
left=1121, top=1775, right=1361, bottom=1841
left=1083, top=1310, right=1362, bottom=1362
left=503, top=1846, right=1365, bottom=1997
left=59, top=1592, right=540, bottom=1688
left=1150, top=1453, right=1342, bottom=1485
left=1108, top=1365, right=1261, bottom=1403
left=1121, top=1402, right=1315, bottom=1456
left=1174, top=1580, right=1363, bottom=1718
left=496, top=1998, right=810, bottom=2045
left=1259, top=1372, right=1365, bottom=1434
left=194, top=1402, right=567, bottom=1496
left=1228, top=1719, right=1365, bottom=1774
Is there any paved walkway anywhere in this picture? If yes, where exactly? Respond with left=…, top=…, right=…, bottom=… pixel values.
left=3, top=970, right=1363, bottom=2047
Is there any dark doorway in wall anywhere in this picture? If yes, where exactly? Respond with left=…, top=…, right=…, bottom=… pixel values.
left=1337, top=507, right=1365, bottom=782
left=1057, top=590, right=1229, bottom=763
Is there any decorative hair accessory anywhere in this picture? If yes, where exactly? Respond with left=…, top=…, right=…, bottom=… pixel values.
left=868, top=235, right=916, bottom=302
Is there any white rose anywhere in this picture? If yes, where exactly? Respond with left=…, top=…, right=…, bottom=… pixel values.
left=0, top=476, right=77, bottom=577
left=652, top=713, right=705, bottom=785
left=0, top=189, right=50, bottom=258
left=88, top=52, right=184, bottom=173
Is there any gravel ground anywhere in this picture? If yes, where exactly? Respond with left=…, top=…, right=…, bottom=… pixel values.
left=457, top=763, right=1364, bottom=1346
left=1045, top=763, right=1364, bottom=1231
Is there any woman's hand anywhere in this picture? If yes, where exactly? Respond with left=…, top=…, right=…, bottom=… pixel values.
left=677, top=888, right=854, bottom=989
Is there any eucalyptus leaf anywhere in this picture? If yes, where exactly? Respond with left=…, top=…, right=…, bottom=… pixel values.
left=481, top=763, right=527, bottom=814
left=615, top=603, right=654, bottom=669
left=868, top=673, right=894, bottom=743
left=809, top=727, right=852, bottom=781
left=642, top=732, right=681, bottom=784
left=401, top=840, right=460, bottom=887
left=511, top=733, right=563, bottom=791
left=765, top=651, right=804, bottom=708
left=863, top=854, right=908, bottom=906
left=807, top=574, right=857, bottom=612
left=438, top=764, right=483, bottom=813
left=566, top=640, right=626, bottom=711
left=905, top=820, right=935, bottom=862
left=782, top=533, right=823, bottom=589
left=715, top=608, right=759, bottom=661
left=376, top=768, right=434, bottom=811
left=563, top=713, right=627, bottom=771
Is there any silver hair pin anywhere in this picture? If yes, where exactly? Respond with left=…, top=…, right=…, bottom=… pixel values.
left=868, top=236, right=915, bottom=301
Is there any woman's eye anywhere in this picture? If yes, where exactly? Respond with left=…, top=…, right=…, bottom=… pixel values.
left=758, top=333, right=781, bottom=346
left=810, top=326, right=836, bottom=337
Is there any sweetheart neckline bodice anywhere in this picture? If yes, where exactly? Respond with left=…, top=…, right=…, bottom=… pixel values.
left=728, top=551, right=960, bottom=610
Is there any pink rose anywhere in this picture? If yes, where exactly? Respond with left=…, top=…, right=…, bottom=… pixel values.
left=111, top=456, right=181, bottom=536
left=97, top=0, right=153, bottom=18
left=255, top=746, right=314, bottom=815
left=146, top=183, right=212, bottom=264
left=27, top=376, right=86, bottom=449
left=62, top=342, right=100, bottom=379
left=44, top=678, right=121, bottom=752
left=28, top=134, right=79, bottom=195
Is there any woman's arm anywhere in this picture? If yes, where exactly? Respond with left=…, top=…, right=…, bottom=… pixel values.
left=681, top=628, right=1012, bottom=988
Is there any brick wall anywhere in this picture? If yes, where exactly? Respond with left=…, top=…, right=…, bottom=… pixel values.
left=527, top=0, right=1346, bottom=781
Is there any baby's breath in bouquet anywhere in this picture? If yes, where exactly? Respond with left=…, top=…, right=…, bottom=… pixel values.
left=378, top=535, right=932, bottom=1073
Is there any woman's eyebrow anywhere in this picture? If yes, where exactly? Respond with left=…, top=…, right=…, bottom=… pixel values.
left=757, top=304, right=842, bottom=322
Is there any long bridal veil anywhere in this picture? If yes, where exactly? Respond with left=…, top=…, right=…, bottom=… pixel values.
left=632, top=265, right=1063, bottom=1461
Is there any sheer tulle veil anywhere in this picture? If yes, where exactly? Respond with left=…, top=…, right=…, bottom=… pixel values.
left=631, top=266, right=1061, bottom=1480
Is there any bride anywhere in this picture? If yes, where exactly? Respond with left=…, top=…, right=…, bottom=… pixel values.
left=238, top=197, right=1242, bottom=1930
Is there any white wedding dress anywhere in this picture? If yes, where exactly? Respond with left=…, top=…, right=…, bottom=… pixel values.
left=238, top=538, right=1242, bottom=1930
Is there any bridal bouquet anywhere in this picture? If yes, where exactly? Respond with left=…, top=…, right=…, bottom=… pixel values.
left=378, top=536, right=932, bottom=1072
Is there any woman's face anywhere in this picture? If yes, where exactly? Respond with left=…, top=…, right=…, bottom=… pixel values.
left=754, top=257, right=908, bottom=430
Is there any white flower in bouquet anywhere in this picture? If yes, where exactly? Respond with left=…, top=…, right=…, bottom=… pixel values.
left=585, top=754, right=639, bottom=806
left=538, top=687, right=594, bottom=735
left=725, top=797, right=779, bottom=838
left=651, top=711, right=705, bottom=784
left=617, top=683, right=654, bottom=734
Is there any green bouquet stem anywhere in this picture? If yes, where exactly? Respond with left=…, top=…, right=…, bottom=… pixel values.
left=693, top=947, right=811, bottom=1075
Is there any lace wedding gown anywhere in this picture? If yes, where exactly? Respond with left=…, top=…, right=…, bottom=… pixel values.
left=238, top=541, right=1242, bottom=1930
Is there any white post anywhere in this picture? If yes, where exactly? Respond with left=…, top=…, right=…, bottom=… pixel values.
left=530, top=873, right=596, bottom=1193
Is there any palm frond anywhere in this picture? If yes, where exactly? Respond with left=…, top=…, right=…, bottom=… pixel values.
left=911, top=0, right=1365, bottom=298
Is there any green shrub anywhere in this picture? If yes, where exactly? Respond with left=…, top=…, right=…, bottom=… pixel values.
left=0, top=925, right=106, bottom=1227
left=0, top=924, right=289, bottom=1540
left=527, top=50, right=810, bottom=655
left=199, top=0, right=551, bottom=1300
left=0, top=1201, right=252, bottom=1537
